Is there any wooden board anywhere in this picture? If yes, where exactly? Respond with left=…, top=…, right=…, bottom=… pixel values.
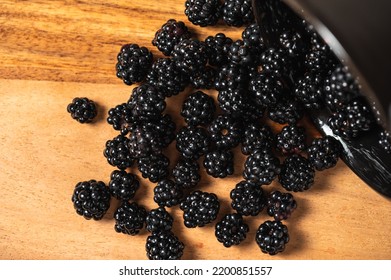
left=0, top=0, right=390, bottom=260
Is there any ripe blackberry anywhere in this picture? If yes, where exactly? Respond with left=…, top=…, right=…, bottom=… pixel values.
left=260, top=47, right=291, bottom=77
left=153, top=179, right=183, bottom=207
left=146, top=230, right=184, bottom=260
left=107, top=103, right=134, bottom=135
left=185, top=0, right=221, bottom=27
left=128, top=123, right=164, bottom=159
left=294, top=72, right=324, bottom=109
left=180, top=190, right=220, bottom=228
left=279, top=154, right=315, bottom=192
left=146, top=58, right=189, bottom=97
left=230, top=180, right=267, bottom=216
left=323, top=66, right=360, bottom=111
left=71, top=180, right=111, bottom=220
left=116, top=44, right=153, bottom=85
left=304, top=46, right=337, bottom=76
left=215, top=213, right=249, bottom=247
left=67, top=97, right=97, bottom=124
left=241, top=122, right=274, bottom=155
left=146, top=207, right=173, bottom=233
left=181, top=91, right=216, bottom=126
left=267, top=191, right=297, bottom=221
left=104, top=134, right=134, bottom=170
left=114, top=201, right=147, bottom=235
left=242, top=23, right=265, bottom=52
left=176, top=126, right=210, bottom=159
left=276, top=125, right=306, bottom=154
left=279, top=30, right=307, bottom=59
left=268, top=96, right=304, bottom=125
left=205, top=33, right=233, bottom=67
left=222, top=0, right=254, bottom=27
left=143, top=114, right=176, bottom=149
left=215, top=62, right=251, bottom=91
left=379, top=131, right=391, bottom=154
left=171, top=39, right=209, bottom=75
left=203, top=150, right=234, bottom=178
left=137, top=154, right=169, bottom=183
left=208, top=114, right=243, bottom=150
left=152, top=19, right=192, bottom=56
left=307, top=136, right=341, bottom=171
left=172, top=158, right=201, bottom=189
left=127, top=84, right=166, bottom=121
left=255, top=220, right=289, bottom=255
left=190, top=66, right=216, bottom=89
left=228, top=39, right=255, bottom=67
left=243, top=148, right=281, bottom=185
left=108, top=170, right=140, bottom=201
left=249, top=72, right=284, bottom=108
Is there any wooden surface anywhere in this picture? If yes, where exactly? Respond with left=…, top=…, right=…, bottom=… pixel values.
left=0, top=0, right=390, bottom=260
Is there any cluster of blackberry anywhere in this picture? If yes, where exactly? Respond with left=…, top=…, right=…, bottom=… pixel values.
left=68, top=0, right=385, bottom=259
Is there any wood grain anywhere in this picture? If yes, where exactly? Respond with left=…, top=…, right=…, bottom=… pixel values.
left=0, top=0, right=390, bottom=260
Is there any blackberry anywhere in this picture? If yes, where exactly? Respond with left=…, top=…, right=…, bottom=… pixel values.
left=152, top=19, right=192, bottom=56
left=185, top=0, right=221, bottom=27
left=304, top=46, right=337, bottom=76
left=243, top=148, right=281, bottom=185
left=128, top=123, right=164, bottom=159
left=205, top=33, right=233, bottom=67
left=190, top=66, right=216, bottom=89
left=176, top=126, right=210, bottom=159
left=222, top=0, right=254, bottom=27
left=116, top=44, right=153, bottom=85
left=171, top=39, right=209, bottom=75
left=143, top=114, right=176, bottom=149
left=208, top=114, right=243, bottom=150
left=71, top=180, right=111, bottom=220
left=180, top=190, right=220, bottom=228
left=146, top=58, right=189, bottom=97
left=379, top=131, right=391, bottom=154
left=294, top=72, right=324, bottom=109
left=104, top=134, right=134, bottom=170
left=242, top=23, right=265, bottom=52
left=108, top=170, right=140, bottom=201
left=146, top=230, right=184, bottom=260
left=203, top=150, right=234, bottom=178
left=172, top=158, right=201, bottom=189
left=137, top=154, right=169, bottom=183
left=260, top=47, right=291, bottom=77
left=146, top=207, right=173, bottom=233
left=275, top=125, right=306, bottom=154
left=228, top=39, right=255, bottom=67
left=249, top=72, right=285, bottom=108
left=255, top=220, right=289, bottom=255
left=107, top=103, right=134, bottom=135
left=230, top=180, right=267, bottom=216
left=114, top=201, right=147, bottom=235
left=67, top=97, right=97, bottom=124
left=323, top=66, right=360, bottom=111
left=215, top=62, right=251, bottom=91
left=153, top=179, right=183, bottom=207
left=279, top=30, right=307, bottom=58
left=241, top=122, right=274, bottom=155
left=279, top=154, right=315, bottom=192
left=267, top=191, right=297, bottom=221
left=268, top=96, right=304, bottom=125
left=215, top=213, right=249, bottom=247
left=127, top=84, right=166, bottom=121
left=181, top=91, right=216, bottom=126
left=307, top=136, right=341, bottom=171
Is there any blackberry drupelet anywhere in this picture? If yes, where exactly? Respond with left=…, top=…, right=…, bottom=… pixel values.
left=146, top=207, right=173, bottom=233
left=114, top=201, right=147, bottom=235
left=260, top=47, right=291, bottom=77
left=171, top=39, right=209, bottom=75
left=243, top=148, right=281, bottom=185
left=152, top=19, right=192, bottom=56
left=208, top=114, right=243, bottom=150
left=172, top=158, right=201, bottom=189
left=180, top=190, right=220, bottom=228
left=153, top=179, right=183, bottom=207
left=116, top=44, right=153, bottom=85
left=215, top=213, right=249, bottom=247
left=185, top=0, right=221, bottom=27
left=379, top=131, right=391, bottom=154
left=181, top=91, right=216, bottom=126
left=255, top=220, right=289, bottom=255
left=107, top=103, right=134, bottom=135
left=67, top=97, right=97, bottom=124
left=228, top=39, right=255, bottom=67
left=203, top=150, right=234, bottom=178
left=267, top=191, right=297, bottom=221
left=307, top=136, right=341, bottom=171
left=241, top=122, right=274, bottom=155
left=190, top=66, right=216, bottom=89
left=108, top=170, right=140, bottom=201
left=242, top=23, right=265, bottom=52
left=268, top=96, right=304, bottom=125
left=71, top=180, right=111, bottom=220
left=294, top=72, right=324, bottom=109
left=230, top=180, right=267, bottom=216
left=222, top=0, right=254, bottom=27
left=128, top=122, right=164, bottom=159
left=275, top=124, right=306, bottom=154
left=146, top=58, right=189, bottom=97
left=137, top=153, right=170, bottom=183
left=104, top=134, right=134, bottom=170
left=176, top=126, right=210, bottom=159
left=205, top=33, right=233, bottom=67
left=146, top=230, right=184, bottom=260
left=249, top=72, right=285, bottom=108
left=279, top=154, right=315, bottom=192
